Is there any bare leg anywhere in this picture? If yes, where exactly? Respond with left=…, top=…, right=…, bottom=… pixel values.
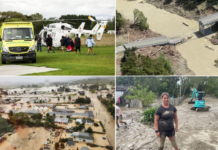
left=87, top=48, right=91, bottom=54
left=159, top=136, right=166, bottom=150
left=168, top=136, right=179, bottom=150
left=116, top=119, right=119, bottom=128
left=91, top=48, right=94, bottom=54
left=79, top=50, right=81, bottom=55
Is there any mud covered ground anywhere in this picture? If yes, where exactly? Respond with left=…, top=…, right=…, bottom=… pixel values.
left=116, top=96, right=218, bottom=150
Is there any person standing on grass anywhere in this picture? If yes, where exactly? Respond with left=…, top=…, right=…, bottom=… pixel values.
left=65, top=35, right=71, bottom=52
left=60, top=36, right=66, bottom=53
left=116, top=104, right=127, bottom=130
left=37, top=35, right=42, bottom=52
left=74, top=34, right=81, bottom=55
left=70, top=38, right=75, bottom=51
left=86, top=35, right=96, bottom=55
left=46, top=34, right=55, bottom=53
left=154, top=92, right=180, bottom=150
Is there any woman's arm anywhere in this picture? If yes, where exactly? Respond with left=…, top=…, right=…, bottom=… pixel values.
left=174, top=112, right=178, bottom=132
left=154, top=115, right=160, bottom=137
left=154, top=115, right=159, bottom=131
left=118, top=108, right=121, bottom=117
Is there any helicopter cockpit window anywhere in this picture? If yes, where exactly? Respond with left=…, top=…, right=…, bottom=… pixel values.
left=3, top=28, right=33, bottom=40
left=50, top=25, right=56, bottom=28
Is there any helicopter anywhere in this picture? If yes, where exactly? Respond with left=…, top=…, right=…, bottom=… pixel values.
left=37, top=16, right=107, bottom=48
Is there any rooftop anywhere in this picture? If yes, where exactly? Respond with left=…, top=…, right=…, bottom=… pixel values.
left=54, top=117, right=69, bottom=123
left=24, top=110, right=40, bottom=114
left=81, top=147, right=89, bottom=150
left=53, top=108, right=74, bottom=112
left=86, top=111, right=94, bottom=118
left=73, top=132, right=94, bottom=141
left=67, top=138, right=75, bottom=146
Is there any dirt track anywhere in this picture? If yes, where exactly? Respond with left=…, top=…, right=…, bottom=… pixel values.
left=116, top=96, right=218, bottom=150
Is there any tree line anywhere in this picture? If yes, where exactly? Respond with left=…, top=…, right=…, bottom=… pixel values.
left=0, top=11, right=115, bottom=34
left=117, top=76, right=218, bottom=98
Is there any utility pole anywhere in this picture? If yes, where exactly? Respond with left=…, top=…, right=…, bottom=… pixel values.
left=180, top=77, right=182, bottom=101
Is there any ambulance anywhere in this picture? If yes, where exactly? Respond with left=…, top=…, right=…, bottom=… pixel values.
left=0, top=22, right=36, bottom=64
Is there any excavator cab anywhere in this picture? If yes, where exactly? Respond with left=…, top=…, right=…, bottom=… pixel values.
left=190, top=91, right=211, bottom=111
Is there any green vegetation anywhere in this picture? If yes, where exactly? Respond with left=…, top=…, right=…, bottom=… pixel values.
left=121, top=47, right=173, bottom=75
left=55, top=142, right=59, bottom=150
left=0, top=12, right=112, bottom=34
left=0, top=114, right=14, bottom=135
left=117, top=77, right=180, bottom=97
left=99, top=98, right=115, bottom=117
left=85, top=127, right=93, bottom=133
left=133, top=9, right=149, bottom=30
left=117, top=76, right=218, bottom=98
left=104, top=16, right=115, bottom=32
left=99, top=121, right=106, bottom=132
left=106, top=93, right=113, bottom=98
left=116, top=10, right=126, bottom=31
left=0, top=46, right=114, bottom=75
left=72, top=123, right=85, bottom=131
left=126, top=85, right=157, bottom=108
left=59, top=138, right=68, bottom=143
left=89, top=84, right=99, bottom=91
left=141, top=106, right=158, bottom=122
left=214, top=58, right=218, bottom=67
left=8, top=111, right=61, bottom=129
left=75, top=97, right=91, bottom=104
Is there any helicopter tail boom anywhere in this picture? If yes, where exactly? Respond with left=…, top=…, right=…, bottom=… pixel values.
left=96, top=21, right=107, bottom=40
left=78, top=22, right=85, bottom=37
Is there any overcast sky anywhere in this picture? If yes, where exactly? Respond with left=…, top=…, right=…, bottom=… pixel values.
left=0, top=0, right=115, bottom=20
left=0, top=76, right=112, bottom=84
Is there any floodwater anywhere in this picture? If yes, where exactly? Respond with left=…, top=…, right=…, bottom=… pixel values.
left=0, top=127, right=50, bottom=150
left=85, top=86, right=115, bottom=149
left=0, top=85, right=115, bottom=149
left=117, top=0, right=218, bottom=75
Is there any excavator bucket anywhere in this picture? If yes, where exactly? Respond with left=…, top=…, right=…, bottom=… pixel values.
left=188, top=101, right=195, bottom=104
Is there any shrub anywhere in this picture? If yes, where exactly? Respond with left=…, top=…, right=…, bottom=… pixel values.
left=85, top=127, right=93, bottom=133
left=141, top=106, right=158, bottom=122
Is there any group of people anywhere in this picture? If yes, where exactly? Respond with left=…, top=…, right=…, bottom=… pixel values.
left=117, top=93, right=180, bottom=150
left=35, top=34, right=97, bottom=55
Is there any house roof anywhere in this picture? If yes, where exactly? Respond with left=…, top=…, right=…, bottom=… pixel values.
left=86, top=111, right=94, bottom=118
left=24, top=110, right=40, bottom=114
left=72, top=113, right=89, bottom=117
left=53, top=108, right=74, bottom=112
left=73, top=132, right=94, bottom=141
left=81, top=147, right=89, bottom=150
left=79, top=105, right=88, bottom=109
left=54, top=117, right=69, bottom=123
left=67, top=138, right=75, bottom=146
left=76, top=119, right=83, bottom=123
left=48, top=112, right=74, bottom=116
left=82, top=119, right=94, bottom=123
left=37, top=104, right=55, bottom=107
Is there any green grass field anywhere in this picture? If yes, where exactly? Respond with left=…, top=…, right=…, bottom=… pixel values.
left=0, top=46, right=115, bottom=75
